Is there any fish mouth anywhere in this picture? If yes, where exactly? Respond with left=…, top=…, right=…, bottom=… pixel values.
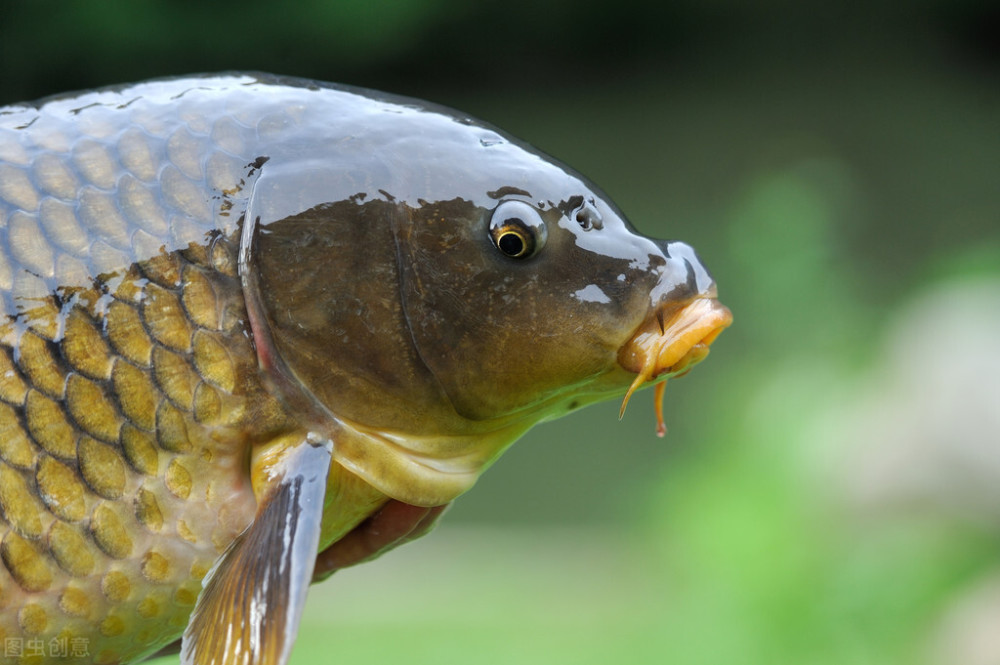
left=617, top=297, right=733, bottom=426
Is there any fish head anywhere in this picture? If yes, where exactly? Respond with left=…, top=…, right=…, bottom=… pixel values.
left=394, top=173, right=724, bottom=422
left=243, top=86, right=731, bottom=505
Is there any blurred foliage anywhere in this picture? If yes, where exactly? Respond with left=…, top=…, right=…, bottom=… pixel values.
left=4, top=1, right=1000, bottom=664
left=3, top=0, right=999, bottom=101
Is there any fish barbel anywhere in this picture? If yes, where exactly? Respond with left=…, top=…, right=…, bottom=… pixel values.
left=0, top=74, right=731, bottom=664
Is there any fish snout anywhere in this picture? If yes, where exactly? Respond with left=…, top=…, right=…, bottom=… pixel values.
left=650, top=240, right=718, bottom=304
left=615, top=240, right=732, bottom=423
left=628, top=239, right=730, bottom=377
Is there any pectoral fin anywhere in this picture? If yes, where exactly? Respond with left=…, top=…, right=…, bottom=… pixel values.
left=181, top=437, right=332, bottom=665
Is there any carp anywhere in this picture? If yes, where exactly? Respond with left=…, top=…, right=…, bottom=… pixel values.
left=0, top=74, right=731, bottom=664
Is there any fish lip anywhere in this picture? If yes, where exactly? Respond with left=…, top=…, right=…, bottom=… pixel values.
left=615, top=295, right=731, bottom=422
left=617, top=296, right=733, bottom=381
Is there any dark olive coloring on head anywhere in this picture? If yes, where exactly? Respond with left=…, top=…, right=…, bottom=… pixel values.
left=227, top=72, right=723, bottom=494
left=0, top=73, right=731, bottom=664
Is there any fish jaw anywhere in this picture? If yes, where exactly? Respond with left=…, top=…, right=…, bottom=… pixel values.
left=617, top=296, right=733, bottom=417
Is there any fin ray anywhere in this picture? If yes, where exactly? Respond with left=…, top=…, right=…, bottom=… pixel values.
left=181, top=438, right=332, bottom=665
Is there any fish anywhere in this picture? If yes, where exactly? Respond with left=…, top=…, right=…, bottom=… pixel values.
left=0, top=73, right=732, bottom=664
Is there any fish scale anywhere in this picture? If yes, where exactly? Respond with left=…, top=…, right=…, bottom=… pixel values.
left=0, top=75, right=732, bottom=665
left=0, top=87, right=299, bottom=663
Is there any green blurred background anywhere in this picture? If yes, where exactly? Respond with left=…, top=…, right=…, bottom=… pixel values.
left=3, top=1, right=999, bottom=663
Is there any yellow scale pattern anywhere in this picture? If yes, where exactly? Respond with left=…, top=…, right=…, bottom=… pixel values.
left=0, top=98, right=293, bottom=663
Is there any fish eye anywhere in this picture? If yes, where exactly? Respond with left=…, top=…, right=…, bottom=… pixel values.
left=489, top=200, right=547, bottom=259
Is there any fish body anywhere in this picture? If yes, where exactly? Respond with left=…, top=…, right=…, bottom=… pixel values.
left=0, top=74, right=731, bottom=664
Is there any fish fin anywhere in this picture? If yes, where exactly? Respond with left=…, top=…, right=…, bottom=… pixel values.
left=181, top=437, right=332, bottom=665
left=312, top=501, right=449, bottom=582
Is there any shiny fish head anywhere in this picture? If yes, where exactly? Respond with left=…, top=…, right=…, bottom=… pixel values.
left=0, top=73, right=731, bottom=665
left=240, top=81, right=731, bottom=505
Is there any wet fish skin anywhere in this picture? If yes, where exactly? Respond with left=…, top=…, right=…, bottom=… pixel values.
left=0, top=76, right=391, bottom=663
left=0, top=74, right=729, bottom=664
